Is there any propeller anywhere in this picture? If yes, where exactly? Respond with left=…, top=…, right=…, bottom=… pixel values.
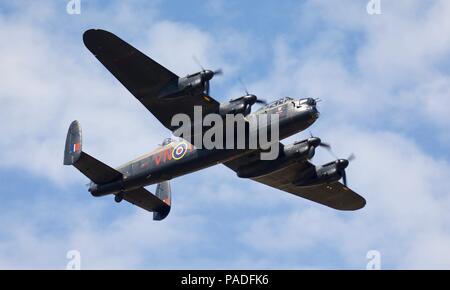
left=238, top=79, right=268, bottom=105
left=238, top=78, right=250, bottom=95
left=307, top=131, right=334, bottom=159
left=193, top=56, right=223, bottom=95
left=317, top=138, right=355, bottom=187
left=236, top=79, right=268, bottom=115
left=336, top=153, right=356, bottom=187
left=307, top=131, right=355, bottom=186
left=203, top=69, right=223, bottom=95
left=240, top=94, right=269, bottom=115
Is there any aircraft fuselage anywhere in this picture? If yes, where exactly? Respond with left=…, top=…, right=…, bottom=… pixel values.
left=89, top=97, right=319, bottom=196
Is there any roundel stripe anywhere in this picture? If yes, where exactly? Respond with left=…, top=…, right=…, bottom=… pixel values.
left=172, top=143, right=188, bottom=160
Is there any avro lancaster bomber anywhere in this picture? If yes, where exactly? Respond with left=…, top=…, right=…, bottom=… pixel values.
left=64, top=29, right=366, bottom=221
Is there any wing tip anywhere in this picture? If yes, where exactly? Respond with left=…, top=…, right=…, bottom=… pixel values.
left=82, top=28, right=115, bottom=49
left=341, top=195, right=366, bottom=211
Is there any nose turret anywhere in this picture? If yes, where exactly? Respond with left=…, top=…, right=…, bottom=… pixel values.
left=305, top=98, right=316, bottom=106
left=310, top=105, right=319, bottom=119
left=298, top=98, right=320, bottom=119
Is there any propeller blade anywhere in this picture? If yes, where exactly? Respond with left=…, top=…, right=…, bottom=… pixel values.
left=205, top=81, right=210, bottom=95
left=348, top=153, right=356, bottom=162
left=255, top=99, right=268, bottom=105
left=244, top=104, right=252, bottom=116
left=214, top=69, right=223, bottom=76
left=193, top=55, right=205, bottom=71
left=324, top=147, right=338, bottom=159
left=307, top=146, right=316, bottom=160
left=342, top=170, right=347, bottom=187
left=318, top=142, right=331, bottom=149
left=238, top=78, right=250, bottom=95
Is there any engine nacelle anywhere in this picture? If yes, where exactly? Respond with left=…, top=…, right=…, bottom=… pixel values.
left=178, top=72, right=206, bottom=93
left=158, top=71, right=209, bottom=100
left=219, top=98, right=251, bottom=116
left=236, top=139, right=314, bottom=178
left=294, top=161, right=344, bottom=187
left=219, top=94, right=263, bottom=116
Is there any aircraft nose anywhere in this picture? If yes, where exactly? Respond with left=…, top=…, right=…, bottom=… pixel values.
left=310, top=105, right=320, bottom=119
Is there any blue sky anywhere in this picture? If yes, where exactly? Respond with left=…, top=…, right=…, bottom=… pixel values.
left=1, top=0, right=450, bottom=269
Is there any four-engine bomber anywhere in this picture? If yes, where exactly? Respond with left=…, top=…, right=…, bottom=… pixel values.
left=64, top=29, right=366, bottom=220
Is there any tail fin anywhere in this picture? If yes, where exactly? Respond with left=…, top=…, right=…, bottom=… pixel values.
left=153, top=181, right=171, bottom=221
left=64, top=121, right=171, bottom=220
left=64, top=120, right=82, bottom=165
left=63, top=121, right=122, bottom=184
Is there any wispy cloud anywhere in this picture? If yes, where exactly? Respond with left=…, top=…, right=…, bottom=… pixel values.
left=0, top=0, right=449, bottom=269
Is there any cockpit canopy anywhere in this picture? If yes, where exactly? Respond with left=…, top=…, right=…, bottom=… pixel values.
left=162, top=137, right=174, bottom=146
left=299, top=98, right=317, bottom=106
left=255, top=97, right=294, bottom=112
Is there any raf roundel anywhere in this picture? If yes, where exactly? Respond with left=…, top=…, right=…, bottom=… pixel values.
left=172, top=143, right=188, bottom=160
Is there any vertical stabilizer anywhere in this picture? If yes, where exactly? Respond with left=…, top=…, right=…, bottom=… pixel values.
left=153, top=181, right=171, bottom=221
left=64, top=120, right=82, bottom=165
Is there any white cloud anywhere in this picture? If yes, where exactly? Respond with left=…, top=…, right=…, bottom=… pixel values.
left=1, top=0, right=450, bottom=270
left=0, top=2, right=250, bottom=185
left=244, top=0, right=450, bottom=131
left=228, top=0, right=450, bottom=269
left=0, top=197, right=207, bottom=269
left=0, top=1, right=260, bottom=269
left=240, top=127, right=450, bottom=269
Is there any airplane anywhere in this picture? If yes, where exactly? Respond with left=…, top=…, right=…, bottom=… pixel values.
left=64, top=29, right=366, bottom=221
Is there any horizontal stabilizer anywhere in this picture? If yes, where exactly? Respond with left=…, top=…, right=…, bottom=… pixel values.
left=73, top=152, right=122, bottom=184
left=64, top=120, right=122, bottom=184
left=123, top=186, right=171, bottom=221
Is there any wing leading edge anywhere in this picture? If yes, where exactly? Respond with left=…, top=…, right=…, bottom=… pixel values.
left=83, top=29, right=220, bottom=131
left=224, top=149, right=366, bottom=211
